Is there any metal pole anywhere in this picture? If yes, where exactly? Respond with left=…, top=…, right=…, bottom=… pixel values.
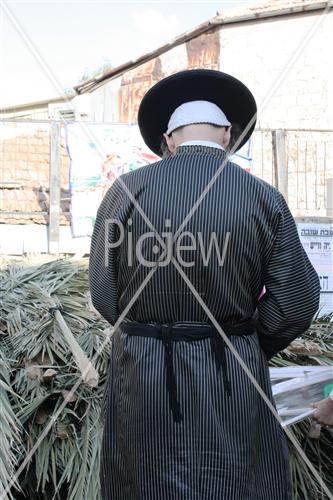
left=48, top=121, right=61, bottom=254
left=273, top=129, right=288, bottom=202
left=327, top=178, right=333, bottom=217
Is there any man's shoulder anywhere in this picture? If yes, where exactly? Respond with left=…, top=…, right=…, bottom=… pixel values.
left=116, top=155, right=282, bottom=207
left=229, top=160, right=278, bottom=193
left=117, top=159, right=162, bottom=185
left=228, top=160, right=285, bottom=216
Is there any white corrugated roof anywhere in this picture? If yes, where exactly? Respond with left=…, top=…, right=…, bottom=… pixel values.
left=220, top=0, right=328, bottom=18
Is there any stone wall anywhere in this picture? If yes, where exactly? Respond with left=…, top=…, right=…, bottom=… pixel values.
left=218, top=10, right=333, bottom=129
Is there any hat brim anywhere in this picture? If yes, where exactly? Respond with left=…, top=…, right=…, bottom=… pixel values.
left=138, top=69, right=257, bottom=156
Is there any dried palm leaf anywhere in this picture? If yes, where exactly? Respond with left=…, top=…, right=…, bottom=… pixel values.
left=1, top=255, right=332, bottom=499
left=0, top=349, right=23, bottom=499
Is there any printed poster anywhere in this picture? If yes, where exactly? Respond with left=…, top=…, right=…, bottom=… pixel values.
left=66, top=123, right=159, bottom=237
left=66, top=124, right=252, bottom=238
left=297, top=223, right=333, bottom=315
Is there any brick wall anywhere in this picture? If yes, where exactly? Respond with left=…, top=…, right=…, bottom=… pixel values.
left=0, top=122, right=70, bottom=224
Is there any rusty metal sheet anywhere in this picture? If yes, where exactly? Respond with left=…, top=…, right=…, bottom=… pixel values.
left=119, top=58, right=164, bottom=123
left=186, top=30, right=220, bottom=70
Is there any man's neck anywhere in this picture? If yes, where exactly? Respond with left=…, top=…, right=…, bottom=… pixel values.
left=179, top=140, right=224, bottom=150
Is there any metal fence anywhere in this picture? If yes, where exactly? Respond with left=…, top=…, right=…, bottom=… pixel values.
left=285, top=129, right=332, bottom=215
left=252, top=128, right=333, bottom=217
left=0, top=121, right=332, bottom=253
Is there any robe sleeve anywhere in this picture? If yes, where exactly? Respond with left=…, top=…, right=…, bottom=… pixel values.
left=89, top=177, right=125, bottom=325
left=255, top=191, right=321, bottom=360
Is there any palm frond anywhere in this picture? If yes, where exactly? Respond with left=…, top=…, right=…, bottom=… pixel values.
left=1, top=254, right=332, bottom=499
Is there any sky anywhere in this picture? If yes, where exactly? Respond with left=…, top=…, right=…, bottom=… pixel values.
left=0, top=0, right=250, bottom=107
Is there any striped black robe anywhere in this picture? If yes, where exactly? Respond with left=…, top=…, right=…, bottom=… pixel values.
left=89, top=145, right=320, bottom=500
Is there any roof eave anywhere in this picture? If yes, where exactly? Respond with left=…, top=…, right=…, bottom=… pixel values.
left=0, top=94, right=75, bottom=114
left=74, top=19, right=217, bottom=94
left=75, top=1, right=331, bottom=95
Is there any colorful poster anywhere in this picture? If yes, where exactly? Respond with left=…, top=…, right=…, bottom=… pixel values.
left=66, top=123, right=253, bottom=237
left=66, top=123, right=159, bottom=237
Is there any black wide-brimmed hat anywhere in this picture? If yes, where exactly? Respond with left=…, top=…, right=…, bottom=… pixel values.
left=138, top=69, right=257, bottom=155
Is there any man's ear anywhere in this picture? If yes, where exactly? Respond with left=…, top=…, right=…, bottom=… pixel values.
left=222, top=126, right=232, bottom=149
left=163, top=132, right=176, bottom=153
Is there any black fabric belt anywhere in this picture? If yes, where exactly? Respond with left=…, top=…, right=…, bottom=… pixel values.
left=120, top=318, right=256, bottom=424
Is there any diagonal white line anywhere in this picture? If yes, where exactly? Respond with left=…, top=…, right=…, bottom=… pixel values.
left=1, top=0, right=75, bottom=116
left=152, top=11, right=333, bottom=494
left=155, top=0, right=333, bottom=263
left=172, top=257, right=333, bottom=499
left=0, top=264, right=158, bottom=499
left=0, top=5, right=166, bottom=496
left=1, top=0, right=167, bottom=253
left=2, top=1, right=332, bottom=497
left=172, top=0, right=333, bottom=241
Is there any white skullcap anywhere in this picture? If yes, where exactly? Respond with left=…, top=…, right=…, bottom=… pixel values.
left=166, top=100, right=231, bottom=135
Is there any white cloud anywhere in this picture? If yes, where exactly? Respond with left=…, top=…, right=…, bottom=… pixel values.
left=108, top=9, right=181, bottom=65
left=1, top=7, right=183, bottom=106
left=131, top=9, right=180, bottom=40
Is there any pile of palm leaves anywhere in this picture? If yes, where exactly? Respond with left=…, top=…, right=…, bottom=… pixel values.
left=0, top=255, right=332, bottom=499
left=0, top=256, right=110, bottom=500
